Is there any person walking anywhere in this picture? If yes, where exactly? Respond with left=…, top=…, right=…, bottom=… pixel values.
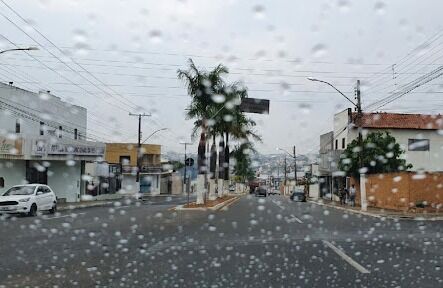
left=349, top=184, right=356, bottom=207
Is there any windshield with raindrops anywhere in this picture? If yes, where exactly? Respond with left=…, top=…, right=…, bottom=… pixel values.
left=0, top=1, right=442, bottom=287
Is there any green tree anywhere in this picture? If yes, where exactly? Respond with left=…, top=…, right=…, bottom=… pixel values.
left=231, top=142, right=256, bottom=182
left=339, top=131, right=412, bottom=177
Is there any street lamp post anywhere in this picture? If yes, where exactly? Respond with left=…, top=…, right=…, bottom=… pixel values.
left=0, top=46, right=39, bottom=55
left=308, top=77, right=366, bottom=211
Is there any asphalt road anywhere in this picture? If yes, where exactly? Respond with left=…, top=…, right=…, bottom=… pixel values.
left=0, top=194, right=442, bottom=287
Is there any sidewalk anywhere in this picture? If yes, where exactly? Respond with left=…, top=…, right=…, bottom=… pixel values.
left=308, top=198, right=443, bottom=221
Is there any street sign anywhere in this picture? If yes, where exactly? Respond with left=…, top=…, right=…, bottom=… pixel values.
left=240, top=98, right=270, bottom=114
left=185, top=158, right=194, bottom=166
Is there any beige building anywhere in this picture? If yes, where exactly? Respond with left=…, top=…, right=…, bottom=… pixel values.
left=105, top=143, right=163, bottom=194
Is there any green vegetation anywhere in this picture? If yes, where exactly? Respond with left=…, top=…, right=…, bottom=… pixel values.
left=339, top=131, right=412, bottom=177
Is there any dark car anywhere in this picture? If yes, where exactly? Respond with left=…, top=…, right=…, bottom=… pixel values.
left=255, top=186, right=267, bottom=197
left=290, top=188, right=306, bottom=202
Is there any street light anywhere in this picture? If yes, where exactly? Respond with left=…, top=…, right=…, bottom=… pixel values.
left=141, top=128, right=167, bottom=144
left=307, top=77, right=366, bottom=211
left=0, top=46, right=39, bottom=54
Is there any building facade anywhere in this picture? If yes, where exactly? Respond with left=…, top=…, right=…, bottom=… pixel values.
left=319, top=108, right=443, bottom=198
left=0, top=82, right=105, bottom=202
left=105, top=143, right=165, bottom=195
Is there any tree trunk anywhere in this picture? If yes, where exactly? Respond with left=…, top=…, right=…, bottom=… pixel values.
left=224, top=131, right=230, bottom=181
left=196, top=123, right=207, bottom=204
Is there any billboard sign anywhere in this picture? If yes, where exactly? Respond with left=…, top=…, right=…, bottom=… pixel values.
left=240, top=98, right=270, bottom=114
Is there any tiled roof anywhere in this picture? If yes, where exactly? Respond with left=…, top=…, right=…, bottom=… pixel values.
left=351, top=112, right=443, bottom=130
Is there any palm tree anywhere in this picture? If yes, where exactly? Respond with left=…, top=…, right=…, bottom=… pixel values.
left=177, top=59, right=228, bottom=175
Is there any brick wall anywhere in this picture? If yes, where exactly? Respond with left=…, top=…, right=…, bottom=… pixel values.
left=351, top=172, right=443, bottom=211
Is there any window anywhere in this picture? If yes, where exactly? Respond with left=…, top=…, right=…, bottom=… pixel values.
left=58, top=126, right=62, bottom=138
left=36, top=186, right=45, bottom=194
left=335, top=139, right=338, bottom=150
left=342, top=138, right=345, bottom=149
left=74, top=128, right=78, bottom=140
left=0, top=177, right=4, bottom=188
left=39, top=121, right=44, bottom=136
left=408, top=139, right=430, bottom=151
left=15, top=119, right=21, bottom=133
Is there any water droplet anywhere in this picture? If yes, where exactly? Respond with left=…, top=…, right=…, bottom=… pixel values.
left=374, top=2, right=386, bottom=15
left=337, top=0, right=350, bottom=13
left=252, top=5, right=265, bottom=19
left=149, top=30, right=162, bottom=43
left=211, top=94, right=225, bottom=103
left=311, top=44, right=328, bottom=58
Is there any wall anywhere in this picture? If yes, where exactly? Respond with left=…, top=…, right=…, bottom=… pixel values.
left=351, top=172, right=443, bottom=211
left=47, top=161, right=82, bottom=203
left=105, top=143, right=161, bottom=166
left=0, top=160, right=26, bottom=195
left=0, top=82, right=87, bottom=140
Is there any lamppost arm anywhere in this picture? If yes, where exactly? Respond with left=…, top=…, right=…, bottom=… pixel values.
left=141, top=128, right=167, bottom=144
left=277, top=148, right=295, bottom=159
left=307, top=77, right=356, bottom=106
left=0, top=47, right=39, bottom=54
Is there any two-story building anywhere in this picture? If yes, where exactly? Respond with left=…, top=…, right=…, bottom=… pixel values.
left=105, top=143, right=165, bottom=195
left=319, top=108, right=443, bottom=198
left=0, top=82, right=105, bottom=202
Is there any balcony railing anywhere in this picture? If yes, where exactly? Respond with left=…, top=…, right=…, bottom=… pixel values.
left=121, top=164, right=161, bottom=174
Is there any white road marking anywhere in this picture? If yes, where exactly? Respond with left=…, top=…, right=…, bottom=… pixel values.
left=290, top=214, right=303, bottom=223
left=323, top=240, right=370, bottom=274
left=43, top=212, right=85, bottom=220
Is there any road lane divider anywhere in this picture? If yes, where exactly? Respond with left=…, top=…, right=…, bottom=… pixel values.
left=323, top=240, right=370, bottom=274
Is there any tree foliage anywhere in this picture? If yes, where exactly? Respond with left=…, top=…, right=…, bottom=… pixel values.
left=231, top=142, right=256, bottom=182
left=339, top=131, right=412, bottom=177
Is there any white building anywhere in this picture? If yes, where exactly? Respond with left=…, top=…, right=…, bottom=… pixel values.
left=319, top=108, right=443, bottom=197
left=0, top=82, right=105, bottom=202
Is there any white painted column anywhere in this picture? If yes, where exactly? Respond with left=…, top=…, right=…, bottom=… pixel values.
left=208, top=179, right=217, bottom=200
left=217, top=179, right=224, bottom=198
left=223, top=180, right=229, bottom=196
left=360, top=174, right=367, bottom=211
left=196, top=174, right=205, bottom=204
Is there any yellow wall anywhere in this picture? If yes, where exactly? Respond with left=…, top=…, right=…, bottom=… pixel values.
left=105, top=143, right=161, bottom=166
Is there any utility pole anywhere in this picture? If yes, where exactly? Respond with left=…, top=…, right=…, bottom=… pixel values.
left=284, top=156, right=287, bottom=185
left=129, top=113, right=151, bottom=187
left=355, top=80, right=367, bottom=211
left=293, top=145, right=297, bottom=187
left=180, top=142, right=192, bottom=206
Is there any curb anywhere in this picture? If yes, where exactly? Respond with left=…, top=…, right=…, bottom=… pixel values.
left=308, top=200, right=443, bottom=221
left=58, top=201, right=114, bottom=211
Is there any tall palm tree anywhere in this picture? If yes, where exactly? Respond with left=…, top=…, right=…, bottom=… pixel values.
left=177, top=59, right=228, bottom=175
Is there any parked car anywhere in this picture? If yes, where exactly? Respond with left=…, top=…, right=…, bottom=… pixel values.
left=290, top=187, right=306, bottom=202
left=0, top=184, right=57, bottom=216
left=268, top=188, right=280, bottom=195
left=229, top=185, right=235, bottom=192
left=255, top=186, right=267, bottom=197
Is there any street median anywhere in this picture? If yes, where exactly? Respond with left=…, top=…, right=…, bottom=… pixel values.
left=172, top=195, right=241, bottom=211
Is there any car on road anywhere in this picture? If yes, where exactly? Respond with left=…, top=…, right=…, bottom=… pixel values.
left=268, top=188, right=280, bottom=195
left=0, top=184, right=57, bottom=216
left=290, top=187, right=306, bottom=202
left=255, top=186, right=268, bottom=197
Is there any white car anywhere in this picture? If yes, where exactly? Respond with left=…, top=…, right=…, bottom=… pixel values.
left=0, top=184, right=57, bottom=216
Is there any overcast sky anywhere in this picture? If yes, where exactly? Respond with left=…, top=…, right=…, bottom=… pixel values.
left=0, top=0, right=442, bottom=155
